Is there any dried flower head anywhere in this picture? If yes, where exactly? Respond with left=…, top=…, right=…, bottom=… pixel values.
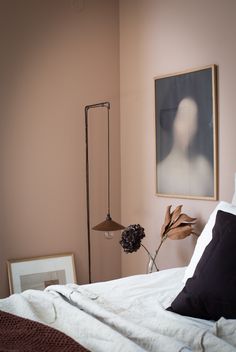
left=120, top=224, right=145, bottom=253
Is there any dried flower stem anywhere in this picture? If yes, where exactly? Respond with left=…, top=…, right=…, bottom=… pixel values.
left=141, top=244, right=159, bottom=272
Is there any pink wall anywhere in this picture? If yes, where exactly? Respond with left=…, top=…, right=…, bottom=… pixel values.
left=2, top=0, right=236, bottom=297
left=0, top=0, right=121, bottom=298
left=120, top=0, right=236, bottom=276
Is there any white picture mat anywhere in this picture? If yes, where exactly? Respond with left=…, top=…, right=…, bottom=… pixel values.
left=9, top=255, right=76, bottom=293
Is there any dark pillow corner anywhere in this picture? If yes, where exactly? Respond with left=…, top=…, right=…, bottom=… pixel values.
left=168, top=210, right=236, bottom=321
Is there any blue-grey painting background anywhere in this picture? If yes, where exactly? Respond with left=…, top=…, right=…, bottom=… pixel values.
left=155, top=68, right=214, bottom=164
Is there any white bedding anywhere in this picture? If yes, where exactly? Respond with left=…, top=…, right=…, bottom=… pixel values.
left=0, top=267, right=236, bottom=352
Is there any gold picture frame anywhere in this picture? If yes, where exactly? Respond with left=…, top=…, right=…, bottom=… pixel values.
left=7, top=253, right=77, bottom=294
left=154, top=64, right=218, bottom=200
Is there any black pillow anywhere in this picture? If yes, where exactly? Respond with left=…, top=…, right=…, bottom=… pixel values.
left=167, top=210, right=236, bottom=320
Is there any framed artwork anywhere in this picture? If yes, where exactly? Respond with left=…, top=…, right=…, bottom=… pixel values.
left=7, top=253, right=77, bottom=294
left=154, top=65, right=218, bottom=200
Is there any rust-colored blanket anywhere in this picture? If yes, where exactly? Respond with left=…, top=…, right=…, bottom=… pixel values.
left=0, top=310, right=89, bottom=352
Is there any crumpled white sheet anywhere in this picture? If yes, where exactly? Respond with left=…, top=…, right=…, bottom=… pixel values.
left=0, top=267, right=236, bottom=352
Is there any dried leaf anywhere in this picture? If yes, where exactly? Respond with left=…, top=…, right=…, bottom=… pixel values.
left=170, top=205, right=183, bottom=225
left=160, top=205, right=172, bottom=238
left=171, top=213, right=197, bottom=229
left=166, top=224, right=193, bottom=240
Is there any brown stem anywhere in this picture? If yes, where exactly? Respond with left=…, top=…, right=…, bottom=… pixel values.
left=141, top=244, right=159, bottom=272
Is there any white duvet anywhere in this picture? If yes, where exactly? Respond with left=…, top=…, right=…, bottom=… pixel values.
left=1, top=267, right=236, bottom=352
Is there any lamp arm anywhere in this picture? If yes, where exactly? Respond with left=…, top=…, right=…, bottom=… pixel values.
left=85, top=102, right=110, bottom=111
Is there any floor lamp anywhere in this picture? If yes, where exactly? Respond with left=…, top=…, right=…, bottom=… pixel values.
left=85, top=102, right=125, bottom=283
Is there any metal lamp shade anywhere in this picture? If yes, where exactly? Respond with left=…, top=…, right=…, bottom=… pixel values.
left=92, top=214, right=125, bottom=232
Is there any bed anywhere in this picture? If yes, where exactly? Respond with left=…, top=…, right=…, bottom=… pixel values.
left=1, top=194, right=236, bottom=351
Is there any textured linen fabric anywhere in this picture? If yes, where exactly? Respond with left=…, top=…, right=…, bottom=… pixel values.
left=1, top=267, right=236, bottom=351
left=168, top=210, right=236, bottom=320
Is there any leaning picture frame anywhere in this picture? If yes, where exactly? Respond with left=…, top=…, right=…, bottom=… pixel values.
left=154, top=65, right=218, bottom=200
left=7, top=253, right=77, bottom=294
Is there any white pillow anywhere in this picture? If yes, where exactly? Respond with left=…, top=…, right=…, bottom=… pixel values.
left=232, top=173, right=236, bottom=205
left=183, top=201, right=236, bottom=283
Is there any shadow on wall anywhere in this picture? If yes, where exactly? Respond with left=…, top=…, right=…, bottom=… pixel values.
left=0, top=0, right=121, bottom=297
left=0, top=0, right=85, bottom=297
left=0, top=0, right=83, bottom=110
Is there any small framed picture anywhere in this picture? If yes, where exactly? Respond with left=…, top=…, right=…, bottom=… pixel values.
left=154, top=65, right=218, bottom=200
left=7, top=253, right=77, bottom=294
